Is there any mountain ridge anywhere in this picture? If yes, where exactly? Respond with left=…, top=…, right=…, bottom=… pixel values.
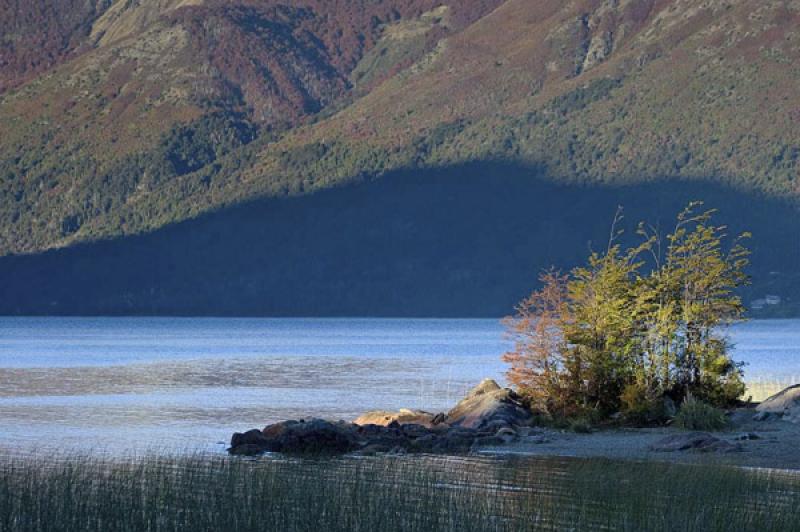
left=1, top=0, right=799, bottom=315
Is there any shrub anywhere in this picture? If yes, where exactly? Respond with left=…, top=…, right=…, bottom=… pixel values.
left=674, top=394, right=728, bottom=431
left=620, top=382, right=670, bottom=425
left=568, top=418, right=593, bottom=433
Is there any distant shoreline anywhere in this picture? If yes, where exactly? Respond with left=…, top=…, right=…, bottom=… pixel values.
left=0, top=314, right=797, bottom=320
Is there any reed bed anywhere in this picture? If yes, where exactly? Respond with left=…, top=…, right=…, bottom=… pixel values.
left=1, top=453, right=798, bottom=532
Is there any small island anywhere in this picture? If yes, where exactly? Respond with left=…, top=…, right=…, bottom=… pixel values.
left=230, top=203, right=798, bottom=468
left=229, top=377, right=800, bottom=470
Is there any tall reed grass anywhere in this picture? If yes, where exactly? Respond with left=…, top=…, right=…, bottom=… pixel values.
left=1, top=453, right=798, bottom=531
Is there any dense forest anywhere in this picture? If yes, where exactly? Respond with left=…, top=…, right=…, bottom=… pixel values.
left=1, top=163, right=797, bottom=316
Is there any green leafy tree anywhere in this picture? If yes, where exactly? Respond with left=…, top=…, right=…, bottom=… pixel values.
left=504, top=202, right=750, bottom=422
left=561, top=243, right=642, bottom=415
left=655, top=202, right=750, bottom=404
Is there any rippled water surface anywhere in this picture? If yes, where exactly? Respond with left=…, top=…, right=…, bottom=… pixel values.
left=0, top=318, right=798, bottom=454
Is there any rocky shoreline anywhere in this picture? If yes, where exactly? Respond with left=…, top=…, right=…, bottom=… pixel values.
left=228, top=380, right=800, bottom=469
left=229, top=379, right=535, bottom=456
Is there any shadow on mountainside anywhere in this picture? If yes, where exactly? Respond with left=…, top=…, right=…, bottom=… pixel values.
left=1, top=162, right=798, bottom=316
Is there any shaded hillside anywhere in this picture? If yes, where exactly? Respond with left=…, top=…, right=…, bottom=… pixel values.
left=0, top=0, right=501, bottom=254
left=1, top=163, right=797, bottom=317
left=3, top=0, right=800, bottom=259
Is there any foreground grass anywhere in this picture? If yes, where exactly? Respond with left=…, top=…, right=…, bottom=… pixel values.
left=1, top=453, right=798, bottom=531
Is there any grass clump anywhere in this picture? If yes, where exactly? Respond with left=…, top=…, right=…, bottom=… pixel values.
left=568, top=418, right=593, bottom=433
left=1, top=453, right=799, bottom=531
left=674, top=394, right=729, bottom=431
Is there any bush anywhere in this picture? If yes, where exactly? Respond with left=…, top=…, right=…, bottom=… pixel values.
left=674, top=394, right=728, bottom=431
left=620, top=382, right=670, bottom=425
left=568, top=418, right=593, bottom=433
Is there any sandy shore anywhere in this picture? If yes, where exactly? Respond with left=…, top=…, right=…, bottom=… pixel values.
left=477, top=407, right=800, bottom=471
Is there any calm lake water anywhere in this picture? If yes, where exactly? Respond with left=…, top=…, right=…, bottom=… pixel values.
left=0, top=317, right=798, bottom=455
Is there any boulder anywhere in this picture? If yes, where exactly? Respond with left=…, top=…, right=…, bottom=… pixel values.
left=446, top=379, right=532, bottom=429
left=431, top=412, right=448, bottom=425
left=495, top=426, right=518, bottom=443
left=524, top=434, right=549, bottom=444
left=358, top=443, right=392, bottom=455
left=756, top=384, right=800, bottom=423
left=649, top=432, right=742, bottom=453
left=231, top=428, right=273, bottom=450
left=409, top=433, right=439, bottom=452
left=262, top=420, right=302, bottom=440
left=401, top=423, right=432, bottom=438
left=471, top=435, right=506, bottom=448
left=355, top=423, right=394, bottom=437
left=229, top=419, right=360, bottom=456
left=432, top=431, right=475, bottom=453
left=271, top=419, right=360, bottom=454
left=482, top=419, right=512, bottom=433
left=354, top=408, right=439, bottom=428
left=752, top=411, right=776, bottom=422
left=733, top=432, right=761, bottom=441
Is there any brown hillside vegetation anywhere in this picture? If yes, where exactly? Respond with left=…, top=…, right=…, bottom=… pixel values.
left=262, top=0, right=800, bottom=191
left=0, top=0, right=799, bottom=263
left=0, top=0, right=111, bottom=93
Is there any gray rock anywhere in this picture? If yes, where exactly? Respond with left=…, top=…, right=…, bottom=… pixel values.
left=524, top=435, right=549, bottom=444
left=354, top=408, right=438, bottom=428
left=434, top=431, right=476, bottom=453
left=230, top=378, right=537, bottom=457
left=495, top=427, right=518, bottom=443
left=431, top=412, right=448, bottom=425
left=401, top=423, right=431, bottom=438
left=409, top=433, right=439, bottom=452
left=357, top=443, right=392, bottom=455
left=753, top=411, right=776, bottom=422
left=733, top=432, right=761, bottom=441
left=229, top=419, right=360, bottom=456
left=649, top=432, right=742, bottom=453
left=231, top=428, right=273, bottom=449
left=756, top=385, right=800, bottom=423
left=447, top=379, right=532, bottom=429
left=355, top=423, right=392, bottom=436
left=471, top=435, right=505, bottom=448
left=482, top=419, right=512, bottom=433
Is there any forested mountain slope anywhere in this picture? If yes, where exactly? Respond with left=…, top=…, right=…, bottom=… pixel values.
left=0, top=0, right=501, bottom=253
left=1, top=0, right=799, bottom=315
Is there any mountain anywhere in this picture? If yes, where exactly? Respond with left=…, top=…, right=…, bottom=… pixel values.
left=0, top=0, right=799, bottom=316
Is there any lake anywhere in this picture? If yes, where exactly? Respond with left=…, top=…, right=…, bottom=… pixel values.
left=0, top=317, right=798, bottom=455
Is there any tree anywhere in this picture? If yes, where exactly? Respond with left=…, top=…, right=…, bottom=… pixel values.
left=502, top=270, right=573, bottom=416
left=503, top=202, right=750, bottom=421
left=653, top=202, right=749, bottom=404
left=562, top=244, right=643, bottom=415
